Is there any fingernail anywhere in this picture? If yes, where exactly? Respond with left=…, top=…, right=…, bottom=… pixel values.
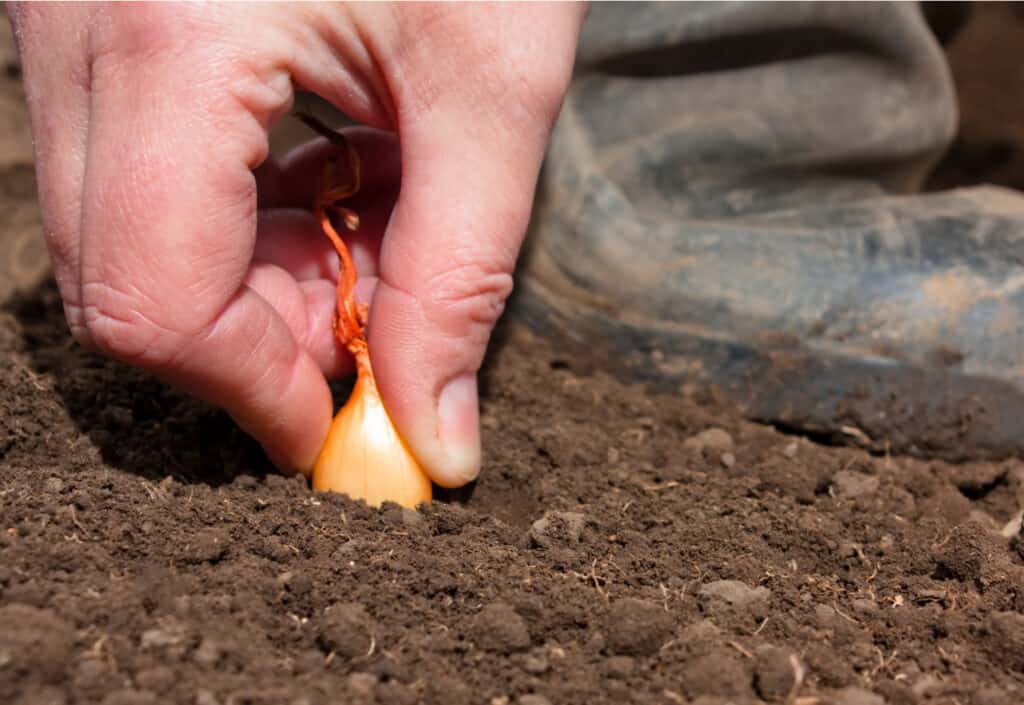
left=437, top=374, right=481, bottom=484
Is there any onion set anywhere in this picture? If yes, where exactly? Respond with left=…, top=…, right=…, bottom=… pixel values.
left=299, top=114, right=432, bottom=509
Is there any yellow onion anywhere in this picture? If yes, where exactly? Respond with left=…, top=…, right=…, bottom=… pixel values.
left=313, top=355, right=432, bottom=508
left=299, top=112, right=432, bottom=509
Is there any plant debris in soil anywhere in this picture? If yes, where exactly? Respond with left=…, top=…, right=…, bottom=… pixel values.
left=2, top=278, right=1024, bottom=705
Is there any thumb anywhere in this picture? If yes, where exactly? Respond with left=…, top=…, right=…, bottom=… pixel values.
left=367, top=52, right=577, bottom=487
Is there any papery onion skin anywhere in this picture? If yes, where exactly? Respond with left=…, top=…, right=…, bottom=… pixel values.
left=312, top=369, right=433, bottom=509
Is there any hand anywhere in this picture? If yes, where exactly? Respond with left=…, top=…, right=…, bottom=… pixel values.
left=9, top=2, right=584, bottom=485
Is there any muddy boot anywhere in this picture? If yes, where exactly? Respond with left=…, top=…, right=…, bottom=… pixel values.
left=513, top=2, right=1024, bottom=460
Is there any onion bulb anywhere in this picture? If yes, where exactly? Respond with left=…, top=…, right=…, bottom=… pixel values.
left=313, top=352, right=432, bottom=508
left=300, top=114, right=432, bottom=509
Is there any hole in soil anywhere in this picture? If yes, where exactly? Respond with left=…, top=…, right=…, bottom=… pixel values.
left=766, top=421, right=863, bottom=452
left=433, top=481, right=476, bottom=505
left=956, top=471, right=1008, bottom=501
left=955, top=470, right=1019, bottom=523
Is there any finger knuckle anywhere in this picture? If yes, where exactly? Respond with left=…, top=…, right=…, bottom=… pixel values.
left=91, top=4, right=208, bottom=65
left=394, top=7, right=569, bottom=126
left=80, top=281, right=172, bottom=366
left=426, top=262, right=514, bottom=343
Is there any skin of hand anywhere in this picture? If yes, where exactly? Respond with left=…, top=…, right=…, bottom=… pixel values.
left=8, top=2, right=585, bottom=486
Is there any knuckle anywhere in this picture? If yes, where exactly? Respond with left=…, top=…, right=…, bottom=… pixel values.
left=426, top=262, right=514, bottom=342
left=91, top=4, right=197, bottom=64
left=79, top=281, right=172, bottom=365
left=393, top=7, right=570, bottom=127
left=90, top=6, right=282, bottom=169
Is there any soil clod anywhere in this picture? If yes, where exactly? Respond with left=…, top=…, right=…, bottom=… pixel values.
left=753, top=646, right=798, bottom=701
left=179, top=528, right=231, bottom=564
left=982, top=611, right=1024, bottom=672
left=603, top=598, right=674, bottom=656
left=679, top=649, right=752, bottom=699
left=831, top=470, right=880, bottom=500
left=469, top=603, right=531, bottom=654
left=697, top=580, right=771, bottom=624
left=0, top=605, right=74, bottom=699
left=684, top=428, right=735, bottom=461
left=830, top=686, right=887, bottom=705
left=529, top=511, right=586, bottom=549
left=318, top=603, right=376, bottom=660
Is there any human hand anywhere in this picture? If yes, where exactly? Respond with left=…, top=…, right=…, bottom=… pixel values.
left=9, top=2, right=584, bottom=485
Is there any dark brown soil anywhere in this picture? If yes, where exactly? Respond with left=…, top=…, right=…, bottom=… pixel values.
left=3, top=7, right=1024, bottom=705
left=5, top=274, right=1024, bottom=705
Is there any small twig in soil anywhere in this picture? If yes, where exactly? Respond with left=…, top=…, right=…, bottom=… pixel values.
left=784, top=653, right=807, bottom=705
left=937, top=644, right=961, bottom=667
left=685, top=562, right=707, bottom=596
left=85, top=634, right=118, bottom=672
left=604, top=557, right=627, bottom=579
left=753, top=616, right=769, bottom=635
left=727, top=640, right=753, bottom=659
left=642, top=481, right=680, bottom=492
left=140, top=481, right=163, bottom=502
left=663, top=691, right=687, bottom=704
left=68, top=506, right=90, bottom=539
left=1000, top=509, right=1023, bottom=538
left=620, top=428, right=648, bottom=445
left=853, top=544, right=868, bottom=565
left=16, top=360, right=47, bottom=391
left=933, top=529, right=956, bottom=550
left=589, top=559, right=610, bottom=601
left=869, top=647, right=898, bottom=678
left=569, top=558, right=610, bottom=601
left=840, top=425, right=871, bottom=445
left=831, top=602, right=860, bottom=625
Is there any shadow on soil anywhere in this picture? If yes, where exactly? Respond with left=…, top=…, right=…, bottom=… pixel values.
left=3, top=276, right=484, bottom=503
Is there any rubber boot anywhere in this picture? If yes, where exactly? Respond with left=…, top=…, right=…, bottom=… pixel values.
left=513, top=2, right=1024, bottom=460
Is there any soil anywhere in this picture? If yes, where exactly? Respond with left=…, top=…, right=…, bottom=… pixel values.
left=3, top=6, right=1024, bottom=705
